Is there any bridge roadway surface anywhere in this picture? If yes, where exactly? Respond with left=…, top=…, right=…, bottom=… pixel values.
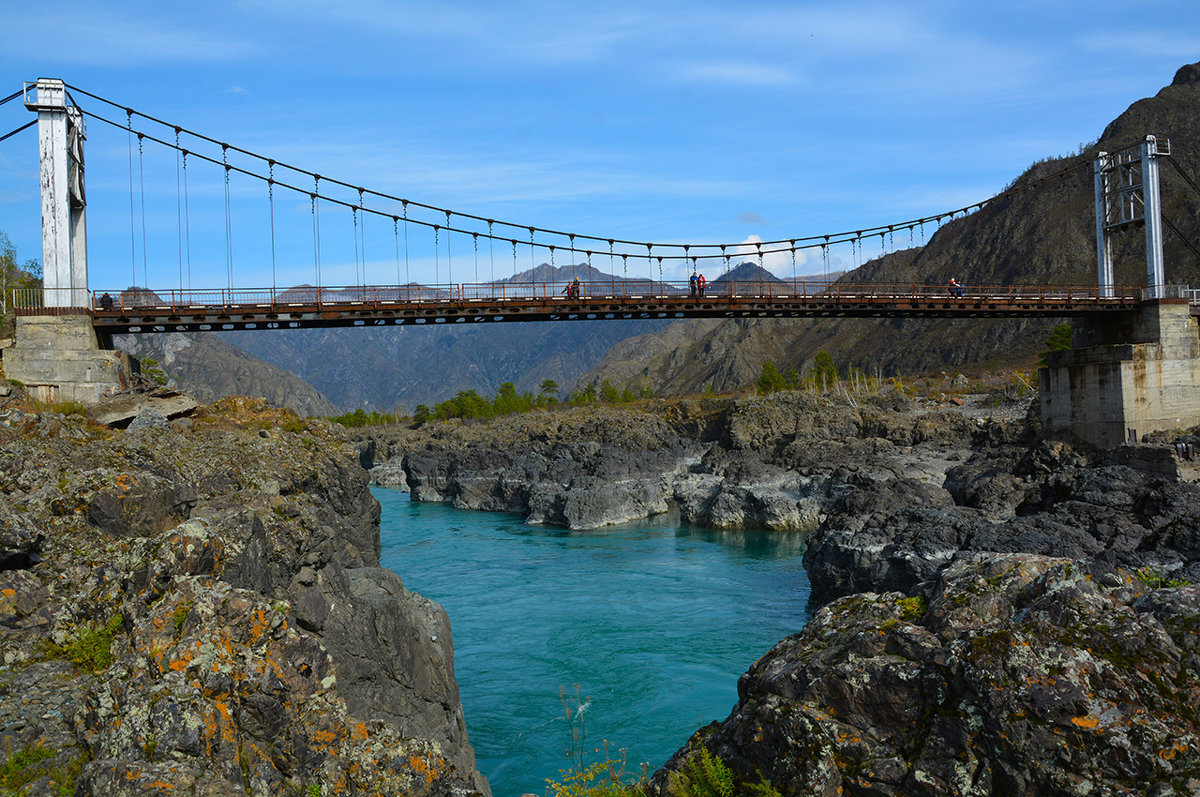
left=84, top=280, right=1151, bottom=334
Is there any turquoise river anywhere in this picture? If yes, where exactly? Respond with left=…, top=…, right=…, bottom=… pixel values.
left=375, top=488, right=813, bottom=797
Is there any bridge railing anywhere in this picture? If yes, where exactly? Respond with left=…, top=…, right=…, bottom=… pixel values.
left=5, top=281, right=1162, bottom=317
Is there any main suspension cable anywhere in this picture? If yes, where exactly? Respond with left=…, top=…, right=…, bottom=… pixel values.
left=65, top=83, right=1107, bottom=262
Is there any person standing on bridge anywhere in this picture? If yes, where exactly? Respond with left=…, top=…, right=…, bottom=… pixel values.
left=690, top=271, right=698, bottom=298
left=697, top=272, right=706, bottom=297
left=99, top=292, right=114, bottom=310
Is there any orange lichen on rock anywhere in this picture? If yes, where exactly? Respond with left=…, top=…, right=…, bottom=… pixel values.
left=408, top=753, right=445, bottom=786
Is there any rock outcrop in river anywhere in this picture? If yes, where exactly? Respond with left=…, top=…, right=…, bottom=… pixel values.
left=650, top=553, right=1200, bottom=796
left=0, top=396, right=488, bottom=796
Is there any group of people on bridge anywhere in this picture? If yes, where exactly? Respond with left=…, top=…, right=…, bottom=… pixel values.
left=689, top=271, right=707, bottom=298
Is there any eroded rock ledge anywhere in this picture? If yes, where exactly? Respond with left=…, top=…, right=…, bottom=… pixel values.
left=0, top=396, right=489, bottom=796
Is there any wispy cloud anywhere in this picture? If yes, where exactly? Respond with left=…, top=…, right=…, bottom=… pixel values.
left=670, top=61, right=795, bottom=87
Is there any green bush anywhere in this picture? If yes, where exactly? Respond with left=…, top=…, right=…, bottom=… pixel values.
left=55, top=614, right=124, bottom=671
left=329, top=408, right=403, bottom=427
left=757, top=362, right=787, bottom=395
left=670, top=747, right=780, bottom=797
left=0, top=741, right=85, bottom=796
left=139, top=357, right=169, bottom=386
left=1136, top=567, right=1191, bottom=589
left=897, top=595, right=928, bottom=621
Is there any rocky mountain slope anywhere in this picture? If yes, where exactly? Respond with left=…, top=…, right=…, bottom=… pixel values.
left=224, top=312, right=668, bottom=413
left=0, top=395, right=488, bottom=795
left=581, top=61, right=1200, bottom=395
left=114, top=332, right=338, bottom=418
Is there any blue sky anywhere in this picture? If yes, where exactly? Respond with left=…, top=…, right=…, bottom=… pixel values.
left=2, top=0, right=1199, bottom=292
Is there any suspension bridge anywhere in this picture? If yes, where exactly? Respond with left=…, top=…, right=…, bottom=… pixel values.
left=4, top=78, right=1200, bottom=448
left=4, top=79, right=1190, bottom=328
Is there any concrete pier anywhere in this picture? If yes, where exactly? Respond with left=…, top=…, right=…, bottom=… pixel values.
left=1039, top=300, right=1200, bottom=447
left=3, top=315, right=131, bottom=404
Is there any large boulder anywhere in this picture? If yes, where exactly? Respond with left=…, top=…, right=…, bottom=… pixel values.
left=650, top=554, right=1200, bottom=796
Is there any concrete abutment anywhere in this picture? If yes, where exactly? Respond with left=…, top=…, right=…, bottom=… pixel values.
left=2, top=315, right=132, bottom=404
left=1040, top=301, right=1200, bottom=447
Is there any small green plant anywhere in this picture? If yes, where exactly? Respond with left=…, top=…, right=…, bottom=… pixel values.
left=0, top=741, right=85, bottom=795
left=1136, top=567, right=1191, bottom=589
left=0, top=743, right=57, bottom=790
left=307, top=785, right=322, bottom=797
left=671, top=748, right=779, bottom=797
left=7, top=378, right=23, bottom=388
left=139, top=357, right=169, bottom=386
left=545, top=685, right=647, bottom=797
left=675, top=747, right=733, bottom=797
left=172, top=601, right=192, bottom=638
left=897, top=595, right=928, bottom=621
left=52, top=400, right=88, bottom=417
left=1038, top=322, right=1072, bottom=366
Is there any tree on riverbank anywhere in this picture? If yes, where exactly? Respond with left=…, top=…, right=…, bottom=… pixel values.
left=1, top=232, right=42, bottom=315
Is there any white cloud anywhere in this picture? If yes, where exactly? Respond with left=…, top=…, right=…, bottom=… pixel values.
left=727, top=234, right=809, bottom=276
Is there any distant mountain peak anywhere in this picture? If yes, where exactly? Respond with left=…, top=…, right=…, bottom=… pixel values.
left=497, top=262, right=611, bottom=284
left=712, top=262, right=783, bottom=284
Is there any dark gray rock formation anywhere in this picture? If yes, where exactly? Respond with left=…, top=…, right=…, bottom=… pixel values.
left=804, top=436, right=1200, bottom=605
left=375, top=391, right=990, bottom=533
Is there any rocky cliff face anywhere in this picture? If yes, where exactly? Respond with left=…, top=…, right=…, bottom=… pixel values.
left=803, top=431, right=1200, bottom=605
left=367, top=391, right=986, bottom=533
left=0, top=396, right=488, bottom=796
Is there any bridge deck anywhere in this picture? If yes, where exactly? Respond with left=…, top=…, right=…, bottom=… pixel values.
left=79, top=281, right=1147, bottom=333
left=12, top=281, right=1154, bottom=333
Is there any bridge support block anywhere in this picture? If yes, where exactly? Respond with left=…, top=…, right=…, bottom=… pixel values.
left=2, top=315, right=131, bottom=404
left=1039, top=300, right=1200, bottom=447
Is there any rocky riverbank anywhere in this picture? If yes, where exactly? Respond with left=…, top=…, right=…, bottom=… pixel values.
left=0, top=396, right=489, bottom=796
left=362, top=390, right=987, bottom=534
